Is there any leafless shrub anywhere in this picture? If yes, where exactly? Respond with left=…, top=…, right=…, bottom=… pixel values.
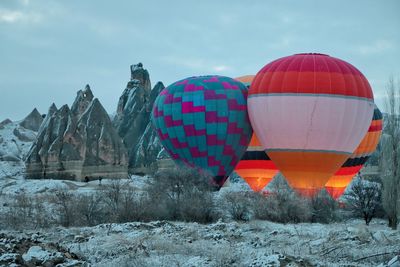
left=97, top=179, right=147, bottom=223
left=179, top=188, right=214, bottom=223
left=222, top=191, right=253, bottom=221
left=310, top=190, right=339, bottom=223
left=222, top=174, right=340, bottom=224
left=116, top=185, right=142, bottom=223
left=143, top=166, right=216, bottom=223
left=32, top=194, right=55, bottom=228
left=0, top=191, right=55, bottom=230
left=52, top=187, right=76, bottom=227
left=102, top=179, right=123, bottom=212
left=253, top=192, right=312, bottom=223
left=74, top=192, right=105, bottom=226
left=251, top=175, right=313, bottom=223
left=0, top=190, right=33, bottom=229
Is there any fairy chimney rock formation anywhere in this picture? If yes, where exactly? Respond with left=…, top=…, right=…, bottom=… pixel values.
left=19, top=108, right=43, bottom=131
left=71, top=84, right=94, bottom=117
left=25, top=85, right=128, bottom=180
left=113, top=64, right=167, bottom=173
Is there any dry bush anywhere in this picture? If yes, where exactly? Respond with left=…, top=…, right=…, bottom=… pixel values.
left=253, top=191, right=312, bottom=223
left=310, top=190, right=339, bottom=223
left=221, top=191, right=253, bottom=221
left=101, top=179, right=123, bottom=213
left=97, top=179, right=146, bottom=223
left=248, top=174, right=312, bottom=223
left=52, top=187, right=76, bottom=227
left=142, top=166, right=216, bottom=223
left=116, top=186, right=143, bottom=223
left=74, top=192, right=106, bottom=226
left=179, top=188, right=214, bottom=223
left=0, top=191, right=55, bottom=230
left=220, top=178, right=314, bottom=223
left=221, top=175, right=342, bottom=224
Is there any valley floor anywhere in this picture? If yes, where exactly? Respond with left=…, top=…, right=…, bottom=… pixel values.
left=0, top=148, right=399, bottom=266
left=1, top=218, right=399, bottom=266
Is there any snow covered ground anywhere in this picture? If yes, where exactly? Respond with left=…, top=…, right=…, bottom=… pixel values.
left=1, top=218, right=399, bottom=266
left=1, top=121, right=399, bottom=266
left=1, top=168, right=399, bottom=266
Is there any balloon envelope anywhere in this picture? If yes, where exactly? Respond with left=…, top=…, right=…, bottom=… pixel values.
left=235, top=133, right=278, bottom=192
left=152, top=75, right=253, bottom=187
left=234, top=75, right=278, bottom=192
left=325, top=105, right=383, bottom=199
left=248, top=53, right=375, bottom=196
left=235, top=75, right=254, bottom=86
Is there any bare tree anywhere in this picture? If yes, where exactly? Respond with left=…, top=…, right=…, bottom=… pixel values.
left=380, top=76, right=400, bottom=229
left=345, top=176, right=381, bottom=225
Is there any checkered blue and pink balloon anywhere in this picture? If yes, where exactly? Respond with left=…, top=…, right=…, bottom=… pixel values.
left=152, top=75, right=253, bottom=187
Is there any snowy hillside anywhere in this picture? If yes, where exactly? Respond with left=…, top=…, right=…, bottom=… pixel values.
left=0, top=120, right=36, bottom=184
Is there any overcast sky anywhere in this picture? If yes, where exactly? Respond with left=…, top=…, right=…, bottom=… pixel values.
left=0, top=0, right=399, bottom=120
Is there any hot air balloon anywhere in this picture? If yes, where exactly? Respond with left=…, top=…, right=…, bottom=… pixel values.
left=248, top=53, right=375, bottom=197
left=325, top=105, right=383, bottom=199
left=235, top=75, right=254, bottom=86
left=234, top=75, right=278, bottom=192
left=152, top=75, right=253, bottom=187
left=235, top=133, right=278, bottom=192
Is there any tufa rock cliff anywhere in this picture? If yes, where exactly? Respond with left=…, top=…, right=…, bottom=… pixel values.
left=25, top=85, right=128, bottom=181
left=19, top=108, right=43, bottom=131
left=113, top=63, right=167, bottom=174
left=130, top=81, right=166, bottom=173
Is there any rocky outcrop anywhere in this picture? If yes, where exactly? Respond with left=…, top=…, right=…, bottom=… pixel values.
left=130, top=81, right=165, bottom=173
left=19, top=108, right=43, bottom=131
left=71, top=84, right=94, bottom=117
left=47, top=103, right=58, bottom=116
left=113, top=64, right=167, bottom=173
left=13, top=127, right=36, bottom=142
left=25, top=86, right=128, bottom=181
left=0, top=118, right=12, bottom=129
left=130, top=63, right=151, bottom=91
left=0, top=233, right=85, bottom=266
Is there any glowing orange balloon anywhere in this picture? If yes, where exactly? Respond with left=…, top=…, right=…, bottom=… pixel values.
left=234, top=75, right=278, bottom=192
left=325, top=105, right=382, bottom=199
left=235, top=133, right=278, bottom=192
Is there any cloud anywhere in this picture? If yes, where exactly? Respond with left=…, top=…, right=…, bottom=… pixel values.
left=20, top=0, right=30, bottom=6
left=358, top=40, right=395, bottom=55
left=0, top=8, right=41, bottom=24
left=0, top=10, right=23, bottom=23
left=212, top=65, right=230, bottom=72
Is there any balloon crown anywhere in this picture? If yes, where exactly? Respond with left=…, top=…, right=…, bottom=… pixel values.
left=295, top=53, right=329, bottom=56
